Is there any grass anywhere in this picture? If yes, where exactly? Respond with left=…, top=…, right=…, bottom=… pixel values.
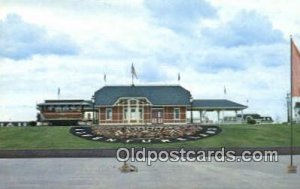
left=0, top=124, right=300, bottom=150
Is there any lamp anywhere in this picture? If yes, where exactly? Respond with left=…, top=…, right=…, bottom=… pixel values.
left=91, top=95, right=95, bottom=124
left=190, top=96, right=193, bottom=124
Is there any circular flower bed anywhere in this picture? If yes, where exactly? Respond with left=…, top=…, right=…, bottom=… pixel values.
left=70, top=125, right=221, bottom=144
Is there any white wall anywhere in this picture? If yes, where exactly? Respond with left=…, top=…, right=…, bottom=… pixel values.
left=83, top=111, right=97, bottom=120
left=292, top=97, right=300, bottom=122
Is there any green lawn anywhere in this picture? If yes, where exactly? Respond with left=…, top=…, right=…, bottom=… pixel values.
left=0, top=124, right=300, bottom=149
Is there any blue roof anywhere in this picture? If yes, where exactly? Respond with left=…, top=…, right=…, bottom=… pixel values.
left=94, top=85, right=191, bottom=106
left=192, top=99, right=247, bottom=110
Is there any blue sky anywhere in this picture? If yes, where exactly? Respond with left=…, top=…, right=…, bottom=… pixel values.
left=0, top=13, right=78, bottom=59
left=0, top=0, right=300, bottom=121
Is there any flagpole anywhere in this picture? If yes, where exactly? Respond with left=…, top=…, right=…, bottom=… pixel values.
left=288, top=35, right=297, bottom=173
left=131, top=63, right=133, bottom=86
left=290, top=36, right=293, bottom=167
left=132, top=72, right=134, bottom=86
left=57, top=88, right=60, bottom=100
left=131, top=63, right=137, bottom=86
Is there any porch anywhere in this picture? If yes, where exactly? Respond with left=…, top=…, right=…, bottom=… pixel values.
left=187, top=99, right=247, bottom=124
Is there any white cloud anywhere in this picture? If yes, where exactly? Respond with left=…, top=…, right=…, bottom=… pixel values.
left=0, top=0, right=299, bottom=122
left=209, top=0, right=300, bottom=38
left=144, top=0, right=216, bottom=33
left=203, top=10, right=284, bottom=47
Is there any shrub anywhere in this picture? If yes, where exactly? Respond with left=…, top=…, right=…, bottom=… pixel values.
left=28, top=121, right=37, bottom=126
left=247, top=119, right=256, bottom=125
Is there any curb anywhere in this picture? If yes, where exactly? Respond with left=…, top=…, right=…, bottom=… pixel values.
left=0, top=147, right=299, bottom=158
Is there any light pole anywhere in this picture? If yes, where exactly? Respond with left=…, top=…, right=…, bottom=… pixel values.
left=286, top=93, right=291, bottom=123
left=190, top=96, right=193, bottom=124
left=91, top=95, right=95, bottom=125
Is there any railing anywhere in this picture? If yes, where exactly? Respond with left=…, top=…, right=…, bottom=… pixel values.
left=42, top=112, right=82, bottom=120
left=41, top=109, right=83, bottom=113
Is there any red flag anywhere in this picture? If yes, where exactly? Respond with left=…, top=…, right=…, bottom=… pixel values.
left=291, top=39, right=300, bottom=97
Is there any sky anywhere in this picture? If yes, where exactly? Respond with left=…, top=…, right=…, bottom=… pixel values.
left=1, top=0, right=300, bottom=122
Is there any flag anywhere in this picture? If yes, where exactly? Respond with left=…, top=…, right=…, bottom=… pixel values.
left=57, top=87, right=60, bottom=97
left=291, top=38, right=300, bottom=97
left=131, top=63, right=138, bottom=79
left=104, top=74, right=107, bottom=82
left=178, top=73, right=181, bottom=81
left=224, top=85, right=227, bottom=95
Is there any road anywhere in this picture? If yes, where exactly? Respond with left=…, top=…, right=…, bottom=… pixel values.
left=0, top=156, right=299, bottom=189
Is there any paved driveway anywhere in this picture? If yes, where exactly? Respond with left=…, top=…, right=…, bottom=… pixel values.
left=0, top=156, right=299, bottom=189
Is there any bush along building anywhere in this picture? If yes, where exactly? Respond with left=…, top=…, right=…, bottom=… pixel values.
left=37, top=85, right=247, bottom=126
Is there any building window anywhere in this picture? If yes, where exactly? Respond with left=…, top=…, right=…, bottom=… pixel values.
left=139, top=109, right=143, bottom=119
left=174, top=108, right=180, bottom=120
left=130, top=109, right=136, bottom=119
left=106, top=108, right=112, bottom=120
left=124, top=108, right=143, bottom=120
left=47, top=106, right=54, bottom=111
left=55, top=106, right=62, bottom=112
left=130, top=100, right=137, bottom=104
left=124, top=109, right=128, bottom=120
left=63, top=106, right=69, bottom=111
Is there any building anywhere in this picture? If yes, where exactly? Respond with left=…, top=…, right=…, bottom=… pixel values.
left=0, top=121, right=32, bottom=127
left=94, top=85, right=247, bottom=125
left=37, top=99, right=97, bottom=126
left=290, top=98, right=300, bottom=123
left=288, top=95, right=300, bottom=123
left=94, top=85, right=190, bottom=125
left=191, top=99, right=248, bottom=124
left=36, top=85, right=248, bottom=126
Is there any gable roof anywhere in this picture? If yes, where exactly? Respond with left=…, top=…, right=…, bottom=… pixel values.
left=192, top=99, right=247, bottom=110
left=94, top=85, right=191, bottom=106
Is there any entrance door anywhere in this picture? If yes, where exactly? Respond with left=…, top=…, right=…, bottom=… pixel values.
left=152, top=109, right=163, bottom=124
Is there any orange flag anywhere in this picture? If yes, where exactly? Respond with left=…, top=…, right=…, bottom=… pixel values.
left=291, top=39, right=300, bottom=97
